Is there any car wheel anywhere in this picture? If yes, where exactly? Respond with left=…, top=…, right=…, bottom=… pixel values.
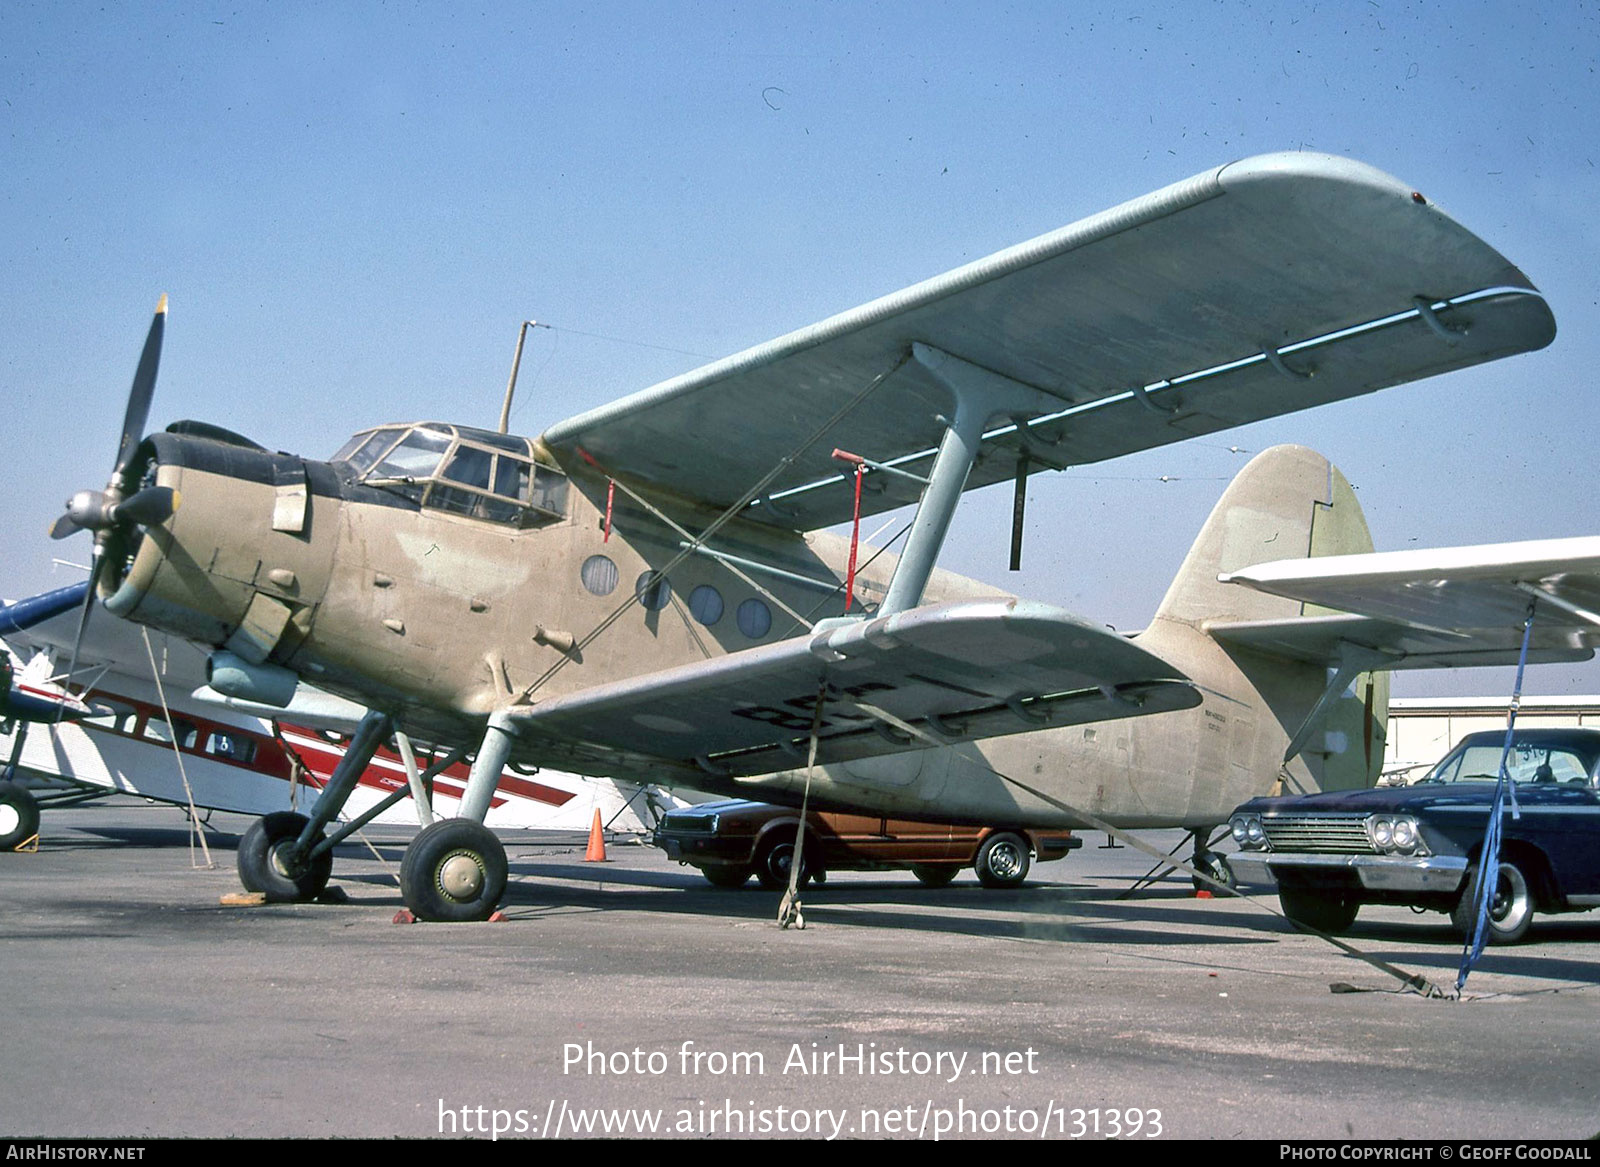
left=975, top=832, right=1030, bottom=889
left=754, top=837, right=817, bottom=891
left=702, top=865, right=752, bottom=889
left=0, top=781, right=41, bottom=851
left=1451, top=859, right=1534, bottom=945
left=1278, top=886, right=1359, bottom=934
left=910, top=864, right=959, bottom=888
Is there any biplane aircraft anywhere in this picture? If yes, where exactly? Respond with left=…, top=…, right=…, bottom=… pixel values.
left=46, top=152, right=1571, bottom=920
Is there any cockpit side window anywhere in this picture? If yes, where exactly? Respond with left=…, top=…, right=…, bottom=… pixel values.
left=442, top=447, right=494, bottom=490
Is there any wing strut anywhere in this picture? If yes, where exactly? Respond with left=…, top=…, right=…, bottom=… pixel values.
left=1281, top=643, right=1398, bottom=765
left=879, top=343, right=1066, bottom=614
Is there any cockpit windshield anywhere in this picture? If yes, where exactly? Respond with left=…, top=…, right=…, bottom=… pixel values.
left=329, top=422, right=567, bottom=527
left=1422, top=735, right=1599, bottom=786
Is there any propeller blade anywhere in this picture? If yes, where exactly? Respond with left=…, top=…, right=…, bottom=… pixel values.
left=113, top=294, right=167, bottom=474
left=116, top=485, right=180, bottom=528
left=57, top=554, right=102, bottom=721
left=48, top=513, right=80, bottom=540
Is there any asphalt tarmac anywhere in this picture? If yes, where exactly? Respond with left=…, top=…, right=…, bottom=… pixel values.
left=2, top=803, right=1598, bottom=1141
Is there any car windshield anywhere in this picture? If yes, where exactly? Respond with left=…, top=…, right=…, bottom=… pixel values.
left=1423, top=739, right=1596, bottom=786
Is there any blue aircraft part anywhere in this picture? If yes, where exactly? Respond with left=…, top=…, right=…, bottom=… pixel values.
left=0, top=582, right=89, bottom=637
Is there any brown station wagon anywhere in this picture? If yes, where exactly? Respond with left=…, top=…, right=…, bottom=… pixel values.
left=653, top=799, right=1081, bottom=889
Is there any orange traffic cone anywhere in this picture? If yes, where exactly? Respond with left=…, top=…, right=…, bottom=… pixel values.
left=584, top=808, right=609, bottom=862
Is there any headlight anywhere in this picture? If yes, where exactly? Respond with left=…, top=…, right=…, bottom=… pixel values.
left=1366, top=814, right=1428, bottom=855
left=1230, top=814, right=1266, bottom=849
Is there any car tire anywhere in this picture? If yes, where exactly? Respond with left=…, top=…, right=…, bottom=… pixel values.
left=1451, top=859, right=1534, bottom=945
left=702, top=865, right=752, bottom=889
left=0, top=781, right=41, bottom=851
left=1278, top=886, right=1359, bottom=935
left=910, top=864, right=959, bottom=888
left=754, top=836, right=816, bottom=891
left=974, top=832, right=1031, bottom=889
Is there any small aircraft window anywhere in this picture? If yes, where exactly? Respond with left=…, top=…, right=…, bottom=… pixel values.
left=205, top=731, right=258, bottom=764
left=528, top=464, right=568, bottom=518
left=493, top=456, right=530, bottom=501
left=581, top=555, right=619, bottom=596
left=737, top=598, right=772, bottom=639
left=144, top=716, right=199, bottom=749
left=338, top=429, right=405, bottom=476
left=636, top=571, right=672, bottom=611
left=370, top=427, right=452, bottom=481
left=426, top=485, right=522, bottom=524
left=82, top=700, right=138, bottom=736
left=442, top=447, right=493, bottom=490
left=688, top=584, right=724, bottom=626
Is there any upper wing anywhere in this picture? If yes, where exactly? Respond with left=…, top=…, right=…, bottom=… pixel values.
left=1214, top=536, right=1600, bottom=669
left=507, top=598, right=1200, bottom=778
left=542, top=152, right=1554, bottom=531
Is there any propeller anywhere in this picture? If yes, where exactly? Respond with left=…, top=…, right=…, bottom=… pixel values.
left=47, top=295, right=179, bottom=698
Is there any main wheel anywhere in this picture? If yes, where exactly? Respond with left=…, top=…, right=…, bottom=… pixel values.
left=1451, top=859, right=1534, bottom=945
left=399, top=818, right=508, bottom=922
left=911, top=864, right=959, bottom=888
left=753, top=837, right=817, bottom=891
left=1279, top=886, right=1359, bottom=934
left=237, top=812, right=333, bottom=903
left=702, top=865, right=752, bottom=889
left=975, top=832, right=1031, bottom=889
left=0, top=781, right=40, bottom=851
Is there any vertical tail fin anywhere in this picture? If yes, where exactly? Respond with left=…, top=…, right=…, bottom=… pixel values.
left=1149, top=444, right=1388, bottom=793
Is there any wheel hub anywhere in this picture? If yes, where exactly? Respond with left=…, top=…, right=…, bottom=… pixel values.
left=438, top=851, right=485, bottom=900
left=989, top=844, right=1022, bottom=878
left=0, top=806, right=18, bottom=836
left=268, top=840, right=307, bottom=880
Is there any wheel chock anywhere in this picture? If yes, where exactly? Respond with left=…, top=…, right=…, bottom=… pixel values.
left=584, top=808, right=608, bottom=862
left=220, top=892, right=269, bottom=907
left=392, top=909, right=418, bottom=924
left=1195, top=889, right=1214, bottom=899
left=488, top=910, right=508, bottom=923
left=12, top=834, right=39, bottom=853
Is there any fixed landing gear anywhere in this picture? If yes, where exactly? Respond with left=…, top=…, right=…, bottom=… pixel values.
left=226, top=709, right=517, bottom=922
left=0, top=780, right=40, bottom=851
left=237, top=812, right=333, bottom=902
left=399, top=819, right=508, bottom=922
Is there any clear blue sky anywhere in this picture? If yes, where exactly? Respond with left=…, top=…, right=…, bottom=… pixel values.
left=3, top=1, right=1596, bottom=697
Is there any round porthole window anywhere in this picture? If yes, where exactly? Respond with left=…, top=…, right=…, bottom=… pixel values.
left=736, top=597, right=771, bottom=639
left=688, top=584, right=724, bottom=626
left=636, top=571, right=672, bottom=611
left=581, top=554, right=619, bottom=596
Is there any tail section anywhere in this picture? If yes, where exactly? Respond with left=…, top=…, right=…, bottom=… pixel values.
left=1143, top=445, right=1388, bottom=802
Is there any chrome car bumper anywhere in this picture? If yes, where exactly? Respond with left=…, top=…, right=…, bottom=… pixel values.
left=1229, top=851, right=1468, bottom=892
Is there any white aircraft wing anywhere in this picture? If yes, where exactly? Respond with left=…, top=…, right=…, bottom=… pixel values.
left=542, top=152, right=1554, bottom=531
left=1213, top=536, right=1600, bottom=669
left=508, top=598, right=1199, bottom=777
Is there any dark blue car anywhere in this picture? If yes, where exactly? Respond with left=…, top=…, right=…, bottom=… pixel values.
left=1228, top=728, right=1600, bottom=943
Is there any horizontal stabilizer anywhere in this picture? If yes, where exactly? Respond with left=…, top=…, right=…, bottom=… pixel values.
left=543, top=153, right=1554, bottom=531
left=1216, top=536, right=1600, bottom=669
left=510, top=599, right=1199, bottom=778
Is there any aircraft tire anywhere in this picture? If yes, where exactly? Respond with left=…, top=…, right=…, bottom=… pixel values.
left=974, top=832, right=1031, bottom=889
left=0, top=781, right=40, bottom=851
left=1278, top=886, right=1359, bottom=935
left=237, top=812, right=334, bottom=903
left=399, top=818, right=507, bottom=922
left=1450, top=859, right=1534, bottom=945
left=701, top=865, right=752, bottom=889
left=1192, top=851, right=1237, bottom=894
left=910, top=864, right=959, bottom=888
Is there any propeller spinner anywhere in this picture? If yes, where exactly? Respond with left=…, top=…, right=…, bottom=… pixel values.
left=48, top=295, right=181, bottom=690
